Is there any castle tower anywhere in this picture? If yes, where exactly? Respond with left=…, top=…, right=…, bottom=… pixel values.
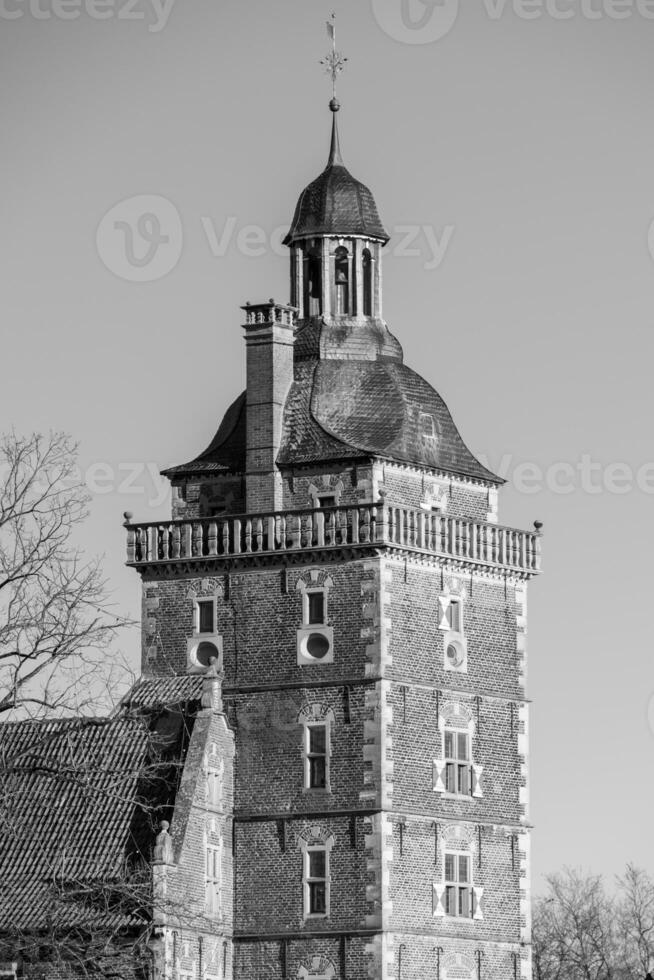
left=126, top=94, right=541, bottom=980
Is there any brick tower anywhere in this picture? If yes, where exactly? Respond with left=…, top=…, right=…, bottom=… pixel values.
left=126, top=97, right=542, bottom=980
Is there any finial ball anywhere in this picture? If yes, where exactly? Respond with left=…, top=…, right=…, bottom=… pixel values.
left=329, top=97, right=340, bottom=113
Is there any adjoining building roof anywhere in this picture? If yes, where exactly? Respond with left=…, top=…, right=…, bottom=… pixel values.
left=283, top=113, right=389, bottom=246
left=0, top=712, right=188, bottom=933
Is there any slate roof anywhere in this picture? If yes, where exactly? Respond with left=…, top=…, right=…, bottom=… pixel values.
left=167, top=347, right=501, bottom=484
left=162, top=114, right=499, bottom=486
left=161, top=391, right=246, bottom=478
left=0, top=712, right=188, bottom=933
left=283, top=114, right=389, bottom=246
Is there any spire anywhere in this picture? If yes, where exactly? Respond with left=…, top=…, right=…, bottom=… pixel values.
left=327, top=104, right=343, bottom=168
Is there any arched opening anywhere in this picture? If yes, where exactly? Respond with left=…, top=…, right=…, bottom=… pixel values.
left=303, top=247, right=322, bottom=317
left=362, top=248, right=373, bottom=316
left=334, top=246, right=349, bottom=315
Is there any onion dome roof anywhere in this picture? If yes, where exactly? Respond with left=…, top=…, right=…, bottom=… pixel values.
left=283, top=112, right=389, bottom=246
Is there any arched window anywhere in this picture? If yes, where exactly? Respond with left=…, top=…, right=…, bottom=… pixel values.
left=303, top=247, right=322, bottom=317
left=362, top=248, right=373, bottom=316
left=334, top=246, right=349, bottom=315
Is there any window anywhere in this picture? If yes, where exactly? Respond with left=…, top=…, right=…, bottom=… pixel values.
left=444, top=729, right=471, bottom=795
left=305, top=847, right=328, bottom=916
left=419, top=412, right=437, bottom=439
left=306, top=723, right=328, bottom=789
left=444, top=852, right=473, bottom=918
left=205, top=843, right=221, bottom=916
left=307, top=591, right=325, bottom=625
left=197, top=599, right=215, bottom=634
left=441, top=597, right=462, bottom=632
left=316, top=494, right=336, bottom=508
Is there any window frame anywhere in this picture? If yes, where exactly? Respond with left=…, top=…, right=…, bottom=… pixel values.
left=195, top=597, right=216, bottom=635
left=443, top=728, right=472, bottom=796
left=304, top=844, right=329, bottom=918
left=205, top=840, right=222, bottom=917
left=447, top=597, right=462, bottom=633
left=306, top=589, right=326, bottom=626
left=304, top=720, right=330, bottom=791
left=444, top=850, right=474, bottom=919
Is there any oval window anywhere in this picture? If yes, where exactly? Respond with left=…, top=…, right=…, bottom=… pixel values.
left=446, top=642, right=464, bottom=668
left=196, top=641, right=219, bottom=667
left=306, top=633, right=330, bottom=660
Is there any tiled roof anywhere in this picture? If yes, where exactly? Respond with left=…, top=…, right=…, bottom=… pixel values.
left=124, top=675, right=203, bottom=708
left=0, top=712, right=188, bottom=933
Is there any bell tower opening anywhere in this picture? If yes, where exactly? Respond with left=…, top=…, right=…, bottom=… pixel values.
left=362, top=248, right=372, bottom=316
left=304, top=247, right=322, bottom=317
left=334, top=246, right=350, bottom=315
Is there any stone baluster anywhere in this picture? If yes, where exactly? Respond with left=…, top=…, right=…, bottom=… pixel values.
left=267, top=515, right=275, bottom=551
left=208, top=521, right=218, bottom=556
left=233, top=518, right=242, bottom=555
left=222, top=521, right=230, bottom=555
left=245, top=518, right=252, bottom=553
left=124, top=515, right=135, bottom=563
left=315, top=510, right=325, bottom=547
left=255, top=517, right=263, bottom=551
left=351, top=507, right=359, bottom=544
left=172, top=523, right=181, bottom=559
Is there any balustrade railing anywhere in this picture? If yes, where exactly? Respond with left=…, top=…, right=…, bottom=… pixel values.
left=125, top=504, right=541, bottom=573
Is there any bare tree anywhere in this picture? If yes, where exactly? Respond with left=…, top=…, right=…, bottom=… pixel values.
left=0, top=431, right=132, bottom=718
left=533, top=868, right=619, bottom=980
left=616, top=864, right=654, bottom=978
left=534, top=866, right=654, bottom=980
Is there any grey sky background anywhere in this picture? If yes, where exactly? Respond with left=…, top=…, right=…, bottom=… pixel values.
left=2, top=0, right=654, bottom=889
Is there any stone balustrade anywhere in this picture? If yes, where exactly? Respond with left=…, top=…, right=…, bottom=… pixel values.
left=125, top=504, right=542, bottom=575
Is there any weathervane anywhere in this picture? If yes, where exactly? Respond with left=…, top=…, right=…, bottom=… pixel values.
left=320, top=12, right=348, bottom=106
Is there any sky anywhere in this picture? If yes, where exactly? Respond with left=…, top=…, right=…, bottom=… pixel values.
left=2, top=0, right=654, bottom=890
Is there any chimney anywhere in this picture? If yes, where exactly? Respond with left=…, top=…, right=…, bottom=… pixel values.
left=241, top=300, right=296, bottom=512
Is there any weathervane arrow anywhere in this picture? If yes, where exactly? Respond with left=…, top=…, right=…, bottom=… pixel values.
left=320, top=11, right=348, bottom=104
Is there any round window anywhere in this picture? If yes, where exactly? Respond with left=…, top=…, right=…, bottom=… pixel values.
left=196, top=641, right=219, bottom=667
left=446, top=642, right=464, bottom=668
left=306, top=632, right=330, bottom=660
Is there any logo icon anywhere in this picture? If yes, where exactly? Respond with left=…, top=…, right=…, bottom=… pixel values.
left=96, top=194, right=183, bottom=282
left=371, top=0, right=460, bottom=44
